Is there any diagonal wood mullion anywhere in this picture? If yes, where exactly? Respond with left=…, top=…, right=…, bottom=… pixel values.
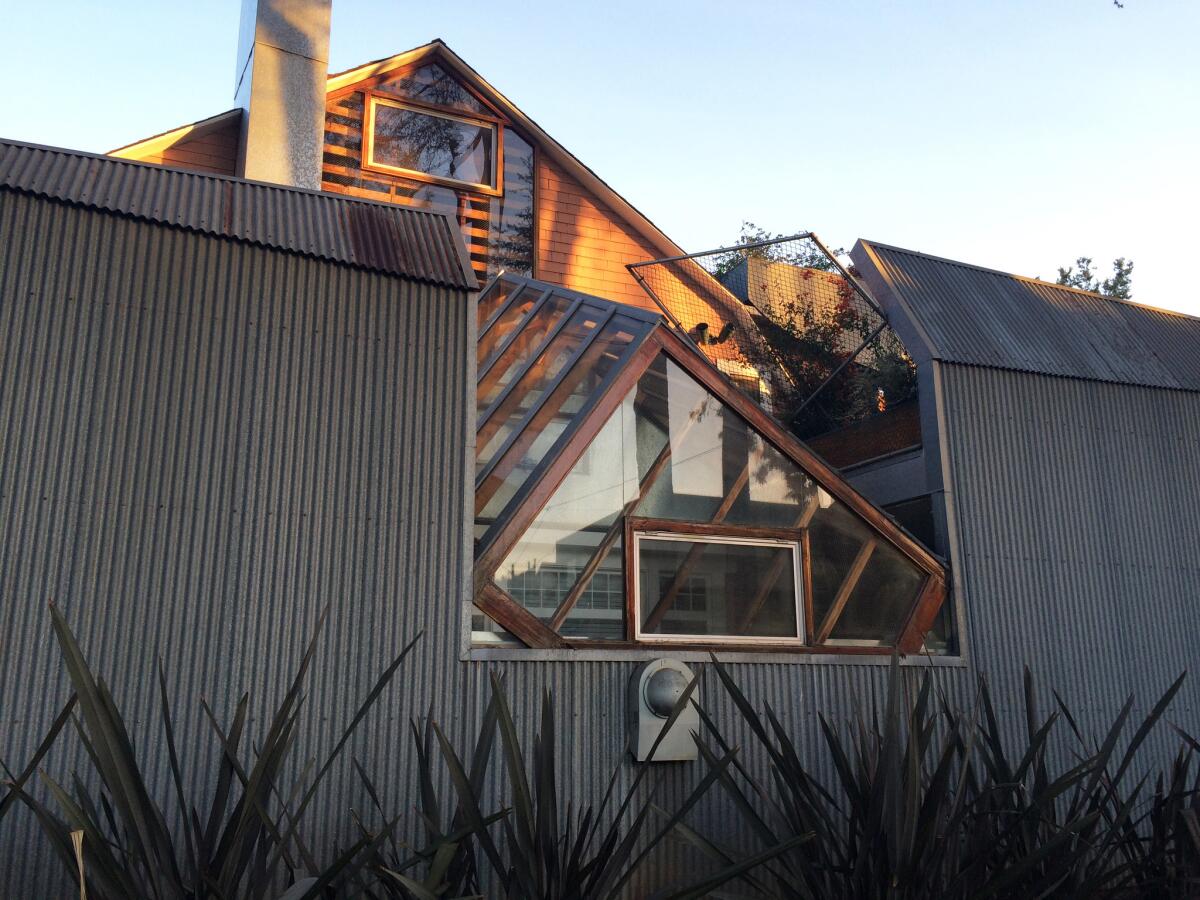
left=546, top=404, right=700, bottom=632
left=815, top=538, right=877, bottom=644
left=475, top=582, right=570, bottom=649
left=736, top=492, right=822, bottom=634
left=547, top=442, right=673, bottom=631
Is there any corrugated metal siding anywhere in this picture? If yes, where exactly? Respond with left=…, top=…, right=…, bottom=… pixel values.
left=0, top=190, right=473, bottom=894
left=0, top=191, right=979, bottom=896
left=0, top=140, right=475, bottom=289
left=939, top=362, right=1200, bottom=757
left=862, top=241, right=1200, bottom=390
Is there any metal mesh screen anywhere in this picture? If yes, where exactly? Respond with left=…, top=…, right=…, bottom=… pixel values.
left=628, top=233, right=917, bottom=445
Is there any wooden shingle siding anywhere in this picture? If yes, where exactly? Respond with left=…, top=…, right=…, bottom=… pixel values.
left=535, top=158, right=660, bottom=309
left=536, top=158, right=744, bottom=353
left=125, top=119, right=240, bottom=176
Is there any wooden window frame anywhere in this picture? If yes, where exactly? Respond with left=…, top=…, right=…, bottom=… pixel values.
left=630, top=527, right=805, bottom=647
left=363, top=93, right=504, bottom=196
left=471, top=315, right=950, bottom=656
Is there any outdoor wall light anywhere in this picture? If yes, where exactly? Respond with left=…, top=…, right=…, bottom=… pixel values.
left=627, top=659, right=699, bottom=762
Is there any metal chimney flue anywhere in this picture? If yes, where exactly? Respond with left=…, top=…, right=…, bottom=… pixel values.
left=234, top=0, right=331, bottom=189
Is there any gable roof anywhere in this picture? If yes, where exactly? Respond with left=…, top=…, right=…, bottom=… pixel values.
left=1, top=138, right=475, bottom=289
left=112, top=39, right=687, bottom=269
left=852, top=239, right=1200, bottom=391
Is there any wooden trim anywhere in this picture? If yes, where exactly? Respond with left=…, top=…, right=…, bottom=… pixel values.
left=801, top=529, right=814, bottom=642
left=628, top=517, right=803, bottom=544
left=895, top=574, right=948, bottom=655
left=476, top=582, right=569, bottom=649
left=815, top=539, right=877, bottom=644
left=563, top=639, right=895, bottom=656
left=328, top=47, right=512, bottom=126
left=623, top=515, right=637, bottom=641
left=475, top=307, right=619, bottom=500
left=363, top=93, right=503, bottom=197
left=654, top=329, right=945, bottom=578
left=325, top=41, right=690, bottom=268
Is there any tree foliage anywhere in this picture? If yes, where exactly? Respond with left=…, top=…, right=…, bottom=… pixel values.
left=1056, top=256, right=1134, bottom=299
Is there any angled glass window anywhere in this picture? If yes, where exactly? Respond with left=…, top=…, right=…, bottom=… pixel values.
left=488, top=350, right=935, bottom=647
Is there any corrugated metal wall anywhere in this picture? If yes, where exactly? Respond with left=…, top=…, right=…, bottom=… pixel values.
left=0, top=189, right=479, bottom=894
left=938, top=361, right=1200, bottom=756
left=0, top=190, right=979, bottom=895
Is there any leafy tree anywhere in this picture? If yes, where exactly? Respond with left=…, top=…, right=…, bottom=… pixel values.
left=1056, top=256, right=1134, bottom=299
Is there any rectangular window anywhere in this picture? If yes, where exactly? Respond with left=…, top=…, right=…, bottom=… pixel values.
left=633, top=530, right=803, bottom=644
left=366, top=95, right=499, bottom=193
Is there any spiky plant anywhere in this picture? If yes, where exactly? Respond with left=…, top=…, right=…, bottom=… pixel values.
left=13, top=602, right=420, bottom=900
left=678, top=654, right=1197, bottom=899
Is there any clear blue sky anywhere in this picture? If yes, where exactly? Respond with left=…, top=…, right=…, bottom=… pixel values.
left=3, top=1, right=1196, bottom=313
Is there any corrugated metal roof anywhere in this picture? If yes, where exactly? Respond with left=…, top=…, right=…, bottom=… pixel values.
left=0, top=137, right=476, bottom=289
left=853, top=240, right=1200, bottom=391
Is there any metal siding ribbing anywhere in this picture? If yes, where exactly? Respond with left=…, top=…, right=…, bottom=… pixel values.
left=860, top=241, right=1200, bottom=390
left=0, top=140, right=475, bottom=289
left=939, top=362, right=1200, bottom=756
left=0, top=190, right=475, bottom=894
left=0, top=191, right=977, bottom=895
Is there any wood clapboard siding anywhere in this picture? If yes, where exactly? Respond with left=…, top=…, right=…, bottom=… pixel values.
left=121, top=118, right=240, bottom=176
left=535, top=157, right=663, bottom=309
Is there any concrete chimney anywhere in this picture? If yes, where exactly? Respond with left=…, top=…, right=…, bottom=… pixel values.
left=234, top=0, right=332, bottom=189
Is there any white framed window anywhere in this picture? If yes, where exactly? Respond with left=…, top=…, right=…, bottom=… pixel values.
left=632, top=530, right=804, bottom=645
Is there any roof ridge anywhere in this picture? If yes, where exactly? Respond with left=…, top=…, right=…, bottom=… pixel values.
left=0, top=137, right=476, bottom=288
left=3, top=136, right=456, bottom=222
left=859, top=238, right=1196, bottom=323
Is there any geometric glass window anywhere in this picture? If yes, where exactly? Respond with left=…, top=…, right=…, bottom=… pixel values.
left=473, top=274, right=948, bottom=655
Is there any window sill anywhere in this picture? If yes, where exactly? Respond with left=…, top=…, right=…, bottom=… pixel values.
left=463, top=644, right=968, bottom=667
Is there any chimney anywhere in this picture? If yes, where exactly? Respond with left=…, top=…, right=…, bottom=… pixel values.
left=234, top=0, right=332, bottom=189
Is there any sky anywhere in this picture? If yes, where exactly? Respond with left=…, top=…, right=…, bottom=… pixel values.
left=2, top=0, right=1197, bottom=314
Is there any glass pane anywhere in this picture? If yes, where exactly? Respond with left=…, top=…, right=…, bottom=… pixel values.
left=374, top=63, right=491, bottom=116
left=493, top=399, right=638, bottom=639
left=487, top=127, right=535, bottom=277
left=470, top=604, right=521, bottom=646
left=632, top=355, right=817, bottom=525
left=807, top=502, right=925, bottom=645
left=477, top=277, right=517, bottom=332
left=478, top=295, right=573, bottom=417
left=476, top=305, right=607, bottom=473
left=478, top=286, right=541, bottom=369
left=476, top=322, right=637, bottom=536
left=637, top=537, right=799, bottom=639
left=480, top=349, right=936, bottom=648
left=372, top=101, right=495, bottom=188
left=830, top=542, right=924, bottom=643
